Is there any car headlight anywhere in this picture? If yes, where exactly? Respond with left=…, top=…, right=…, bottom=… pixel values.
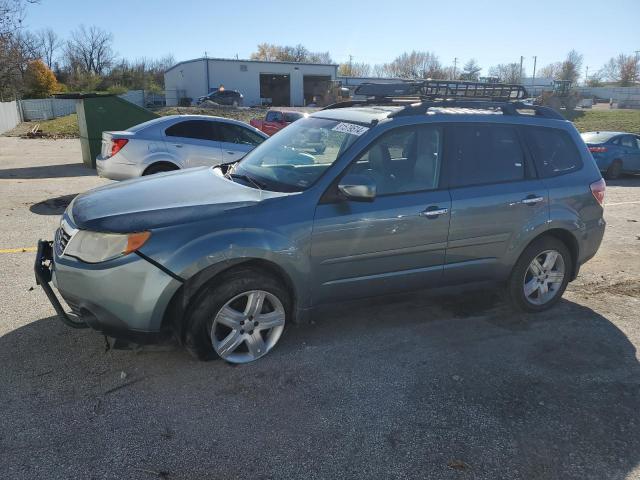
left=64, top=230, right=151, bottom=263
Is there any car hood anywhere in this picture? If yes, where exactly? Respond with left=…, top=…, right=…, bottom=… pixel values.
left=70, top=167, right=288, bottom=232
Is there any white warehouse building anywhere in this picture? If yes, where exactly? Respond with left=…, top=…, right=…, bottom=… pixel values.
left=164, top=57, right=338, bottom=107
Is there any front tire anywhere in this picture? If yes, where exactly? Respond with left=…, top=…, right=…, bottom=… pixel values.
left=185, top=269, right=291, bottom=363
left=508, top=237, right=572, bottom=312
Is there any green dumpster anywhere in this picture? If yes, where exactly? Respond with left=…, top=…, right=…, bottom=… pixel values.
left=57, top=93, right=159, bottom=168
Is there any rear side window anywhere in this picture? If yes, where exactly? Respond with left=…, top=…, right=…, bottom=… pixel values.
left=165, top=120, right=216, bottom=141
left=217, top=123, right=265, bottom=146
left=447, top=125, right=526, bottom=188
left=266, top=111, right=283, bottom=122
left=524, top=127, right=583, bottom=177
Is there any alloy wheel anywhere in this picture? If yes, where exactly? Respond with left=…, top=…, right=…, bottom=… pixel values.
left=523, top=250, right=566, bottom=306
left=211, top=290, right=285, bottom=363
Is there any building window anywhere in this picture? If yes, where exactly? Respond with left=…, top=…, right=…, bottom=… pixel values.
left=240, top=65, right=248, bottom=72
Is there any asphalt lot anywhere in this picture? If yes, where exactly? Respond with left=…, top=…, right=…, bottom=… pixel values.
left=1, top=136, right=640, bottom=480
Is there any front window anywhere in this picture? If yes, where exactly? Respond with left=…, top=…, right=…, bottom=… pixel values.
left=232, top=117, right=364, bottom=192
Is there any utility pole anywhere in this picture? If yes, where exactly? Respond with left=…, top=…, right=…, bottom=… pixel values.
left=585, top=65, right=589, bottom=86
left=519, top=56, right=524, bottom=83
left=348, top=54, right=353, bottom=76
left=532, top=56, right=537, bottom=86
left=453, top=57, right=458, bottom=80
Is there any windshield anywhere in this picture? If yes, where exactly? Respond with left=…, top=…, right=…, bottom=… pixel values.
left=232, top=117, right=365, bottom=192
left=581, top=132, right=617, bottom=143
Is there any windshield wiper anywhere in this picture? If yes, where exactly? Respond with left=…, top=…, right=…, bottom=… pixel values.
left=228, top=172, right=265, bottom=190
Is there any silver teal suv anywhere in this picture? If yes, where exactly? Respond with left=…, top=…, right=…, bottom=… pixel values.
left=35, top=81, right=606, bottom=364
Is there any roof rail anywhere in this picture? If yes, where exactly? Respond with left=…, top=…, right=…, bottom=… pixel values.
left=355, top=80, right=528, bottom=102
left=388, top=100, right=565, bottom=120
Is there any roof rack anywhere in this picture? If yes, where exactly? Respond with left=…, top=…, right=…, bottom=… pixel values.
left=389, top=100, right=564, bottom=120
left=321, top=80, right=563, bottom=120
left=355, top=80, right=528, bottom=102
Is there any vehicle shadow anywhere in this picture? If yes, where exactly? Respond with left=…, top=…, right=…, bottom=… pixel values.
left=1, top=292, right=639, bottom=479
left=29, top=193, right=78, bottom=215
left=606, top=174, right=640, bottom=187
left=0, top=163, right=95, bottom=179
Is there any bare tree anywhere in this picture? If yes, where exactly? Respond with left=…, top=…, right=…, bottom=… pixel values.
left=0, top=0, right=38, bottom=39
left=338, top=61, right=371, bottom=77
left=380, top=51, right=444, bottom=79
left=65, top=25, right=115, bottom=75
left=558, top=49, right=583, bottom=83
left=488, top=63, right=524, bottom=83
left=37, top=27, right=61, bottom=68
left=538, top=62, right=561, bottom=80
left=599, top=53, right=639, bottom=86
left=250, top=43, right=332, bottom=64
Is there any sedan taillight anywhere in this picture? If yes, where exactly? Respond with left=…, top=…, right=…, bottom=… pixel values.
left=110, top=138, right=128, bottom=157
left=590, top=178, right=606, bottom=206
left=588, top=146, right=607, bottom=153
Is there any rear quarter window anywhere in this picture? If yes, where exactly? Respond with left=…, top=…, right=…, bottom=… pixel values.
left=524, top=127, right=583, bottom=178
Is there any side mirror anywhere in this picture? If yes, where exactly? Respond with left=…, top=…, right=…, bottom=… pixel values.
left=338, top=174, right=376, bottom=202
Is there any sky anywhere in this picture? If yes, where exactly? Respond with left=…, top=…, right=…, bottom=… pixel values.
left=23, top=0, right=640, bottom=78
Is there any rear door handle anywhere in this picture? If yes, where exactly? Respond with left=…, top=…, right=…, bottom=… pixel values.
left=226, top=151, right=237, bottom=155
left=420, top=207, right=449, bottom=218
left=173, top=144, right=183, bottom=148
left=521, top=195, right=544, bottom=205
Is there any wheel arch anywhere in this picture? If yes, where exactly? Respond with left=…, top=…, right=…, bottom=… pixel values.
left=143, top=160, right=181, bottom=175
left=519, top=228, right=580, bottom=281
left=161, top=257, right=298, bottom=343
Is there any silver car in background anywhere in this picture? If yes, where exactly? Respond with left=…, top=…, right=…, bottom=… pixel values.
left=96, top=115, right=267, bottom=180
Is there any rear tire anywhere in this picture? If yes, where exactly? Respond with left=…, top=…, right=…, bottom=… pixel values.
left=508, top=237, right=572, bottom=313
left=184, top=268, right=291, bottom=363
left=143, top=163, right=179, bottom=176
left=605, top=160, right=622, bottom=180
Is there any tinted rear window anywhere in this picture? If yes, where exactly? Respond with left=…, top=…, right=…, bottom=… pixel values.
left=447, top=125, right=526, bottom=188
left=165, top=120, right=215, bottom=141
left=525, top=127, right=583, bottom=177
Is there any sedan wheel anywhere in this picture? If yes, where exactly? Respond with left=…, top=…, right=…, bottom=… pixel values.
left=523, top=250, right=565, bottom=306
left=211, top=290, right=285, bottom=363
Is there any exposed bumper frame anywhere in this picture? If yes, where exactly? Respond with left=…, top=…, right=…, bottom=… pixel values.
left=34, top=240, right=89, bottom=329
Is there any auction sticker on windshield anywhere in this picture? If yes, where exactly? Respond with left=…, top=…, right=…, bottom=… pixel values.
left=332, top=122, right=369, bottom=136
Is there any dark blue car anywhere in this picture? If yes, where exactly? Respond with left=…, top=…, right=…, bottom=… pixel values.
left=581, top=131, right=640, bottom=179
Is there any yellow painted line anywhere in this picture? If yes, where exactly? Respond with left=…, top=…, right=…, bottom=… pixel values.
left=605, top=200, right=640, bottom=206
left=0, top=247, right=37, bottom=254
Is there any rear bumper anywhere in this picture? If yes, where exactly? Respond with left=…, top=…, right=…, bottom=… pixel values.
left=96, top=155, right=143, bottom=180
left=35, top=238, right=182, bottom=342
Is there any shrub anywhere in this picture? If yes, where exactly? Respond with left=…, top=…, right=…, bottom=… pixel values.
left=178, top=97, right=192, bottom=107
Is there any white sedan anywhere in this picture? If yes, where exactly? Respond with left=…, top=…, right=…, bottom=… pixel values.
left=96, top=115, right=267, bottom=180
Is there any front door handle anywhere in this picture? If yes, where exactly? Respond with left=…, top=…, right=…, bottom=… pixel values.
left=226, top=151, right=237, bottom=155
left=521, top=195, right=545, bottom=205
left=173, top=144, right=183, bottom=148
left=420, top=207, right=449, bottom=218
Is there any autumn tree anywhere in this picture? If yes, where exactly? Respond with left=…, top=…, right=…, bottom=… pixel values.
left=23, top=58, right=59, bottom=97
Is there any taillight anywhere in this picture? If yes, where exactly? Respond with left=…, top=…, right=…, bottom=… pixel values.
left=588, top=146, right=607, bottom=153
left=590, top=178, right=606, bottom=206
left=110, top=138, right=128, bottom=157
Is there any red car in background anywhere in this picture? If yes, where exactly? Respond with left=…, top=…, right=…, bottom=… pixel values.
left=250, top=110, right=305, bottom=136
